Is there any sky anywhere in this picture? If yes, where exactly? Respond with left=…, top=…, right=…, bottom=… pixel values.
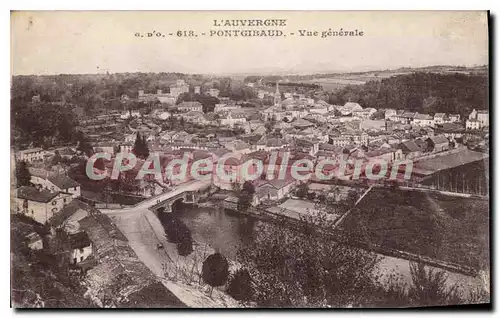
left=11, top=11, right=489, bottom=75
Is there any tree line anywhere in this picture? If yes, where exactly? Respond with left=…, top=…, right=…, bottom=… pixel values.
left=327, top=72, right=488, bottom=117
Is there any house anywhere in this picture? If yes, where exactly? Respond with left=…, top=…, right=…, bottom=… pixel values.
left=413, top=113, right=434, bottom=127
left=153, top=110, right=171, bottom=120
left=433, top=113, right=446, bottom=125
left=26, top=232, right=43, bottom=250
left=466, top=119, right=481, bottom=130
left=169, top=80, right=190, bottom=99
left=92, top=142, right=116, bottom=155
left=16, top=148, right=45, bottom=163
left=219, top=111, right=247, bottom=128
left=54, top=147, right=76, bottom=160
left=426, top=136, right=450, bottom=153
left=255, top=179, right=296, bottom=202
left=352, top=108, right=376, bottom=119
left=400, top=112, right=416, bottom=124
left=225, top=140, right=252, bottom=155
left=291, top=118, right=315, bottom=129
left=385, top=109, right=397, bottom=120
left=31, top=174, right=81, bottom=198
left=120, top=110, right=141, bottom=119
left=468, top=109, right=489, bottom=127
left=309, top=106, right=329, bottom=115
left=256, top=136, right=288, bottom=151
left=214, top=103, right=241, bottom=113
left=69, top=231, right=93, bottom=265
left=398, top=141, right=423, bottom=160
left=448, top=114, right=461, bottom=123
left=12, top=186, right=73, bottom=224
left=477, top=111, right=489, bottom=126
left=138, top=89, right=177, bottom=103
left=181, top=111, right=208, bottom=125
left=207, top=88, right=220, bottom=98
left=177, top=101, right=203, bottom=113
left=221, top=196, right=239, bottom=210
left=342, top=102, right=363, bottom=115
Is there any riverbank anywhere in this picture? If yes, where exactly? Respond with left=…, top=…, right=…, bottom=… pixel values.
left=177, top=205, right=484, bottom=298
left=106, top=207, right=241, bottom=308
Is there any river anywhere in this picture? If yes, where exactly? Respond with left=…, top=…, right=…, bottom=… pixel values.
left=172, top=205, right=483, bottom=296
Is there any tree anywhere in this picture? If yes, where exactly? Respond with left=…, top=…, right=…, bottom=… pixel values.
left=407, top=262, right=461, bottom=307
left=238, top=181, right=255, bottom=211
left=76, top=132, right=93, bottom=157
left=237, top=213, right=382, bottom=307
left=132, top=132, right=150, bottom=159
left=227, top=268, right=253, bottom=301
left=202, top=253, right=229, bottom=296
left=15, top=161, right=31, bottom=187
left=296, top=182, right=309, bottom=198
left=51, top=150, right=62, bottom=166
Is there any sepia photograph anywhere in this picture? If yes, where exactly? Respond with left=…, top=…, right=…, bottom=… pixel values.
left=9, top=10, right=490, bottom=308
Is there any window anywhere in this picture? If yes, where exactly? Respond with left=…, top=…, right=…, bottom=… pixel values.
left=80, top=256, right=84, bottom=262
left=74, top=187, right=77, bottom=191
left=63, top=198, right=67, bottom=203
left=79, top=248, right=84, bottom=253
left=73, top=258, right=77, bottom=264
left=52, top=201, right=57, bottom=205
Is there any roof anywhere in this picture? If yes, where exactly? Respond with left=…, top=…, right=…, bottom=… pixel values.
left=428, top=136, right=449, bottom=145
left=343, top=102, right=362, bottom=110
left=50, top=199, right=87, bottom=227
left=16, top=186, right=60, bottom=203
left=399, top=141, right=422, bottom=153
left=18, top=148, right=43, bottom=154
left=257, top=178, right=295, bottom=190
left=413, top=149, right=489, bottom=176
left=177, top=101, right=202, bottom=108
left=292, top=118, right=315, bottom=128
left=26, top=232, right=42, bottom=244
left=48, top=175, right=80, bottom=190
left=69, top=231, right=92, bottom=249
left=414, top=113, right=433, bottom=120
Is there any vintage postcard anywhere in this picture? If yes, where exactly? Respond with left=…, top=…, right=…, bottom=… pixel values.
left=10, top=11, right=490, bottom=308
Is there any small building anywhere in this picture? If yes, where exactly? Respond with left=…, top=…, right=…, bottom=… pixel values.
left=13, top=186, right=73, bottom=224
left=255, top=179, right=296, bottom=202
left=413, top=113, right=434, bottom=127
left=69, top=231, right=93, bottom=265
left=26, top=232, right=43, bottom=250
left=207, top=88, right=220, bottom=98
left=16, top=148, right=45, bottom=163
left=398, top=141, right=423, bottom=160
left=466, top=119, right=482, bottom=130
left=177, top=101, right=203, bottom=113
left=426, top=136, right=450, bottom=153
left=31, top=174, right=81, bottom=198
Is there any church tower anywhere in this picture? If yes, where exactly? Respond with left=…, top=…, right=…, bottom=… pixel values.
left=274, top=81, right=281, bottom=107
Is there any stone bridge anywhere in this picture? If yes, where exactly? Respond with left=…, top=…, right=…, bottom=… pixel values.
left=98, top=179, right=212, bottom=214
left=149, top=190, right=198, bottom=213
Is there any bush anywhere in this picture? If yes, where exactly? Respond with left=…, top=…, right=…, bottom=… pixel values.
left=202, top=253, right=229, bottom=294
left=227, top=268, right=253, bottom=301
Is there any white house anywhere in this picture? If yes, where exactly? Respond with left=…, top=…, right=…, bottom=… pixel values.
left=16, top=148, right=45, bottom=163
left=69, top=231, right=93, bottom=265
left=31, top=174, right=81, bottom=198
left=220, top=112, right=247, bottom=128
left=413, top=113, right=435, bottom=127
left=13, top=186, right=73, bottom=224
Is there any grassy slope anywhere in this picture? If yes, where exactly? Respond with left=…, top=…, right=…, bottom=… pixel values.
left=340, top=188, right=489, bottom=270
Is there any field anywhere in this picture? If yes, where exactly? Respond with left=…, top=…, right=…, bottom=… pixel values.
left=339, top=188, right=490, bottom=271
